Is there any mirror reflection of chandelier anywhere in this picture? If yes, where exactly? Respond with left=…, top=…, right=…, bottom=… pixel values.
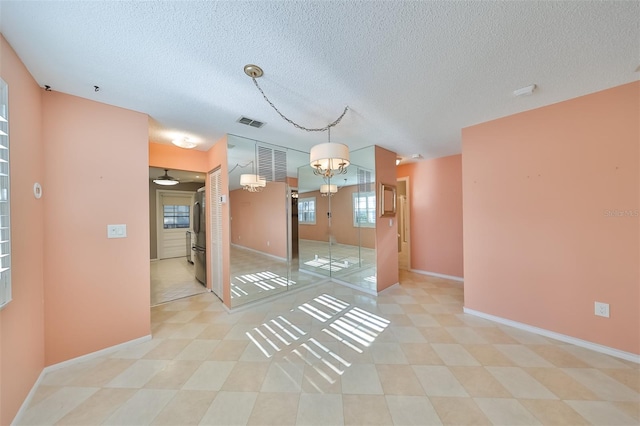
left=240, top=172, right=266, bottom=192
left=244, top=64, right=350, bottom=178
left=320, top=183, right=338, bottom=197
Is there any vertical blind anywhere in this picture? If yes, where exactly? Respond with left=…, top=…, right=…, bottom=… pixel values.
left=0, top=78, right=11, bottom=309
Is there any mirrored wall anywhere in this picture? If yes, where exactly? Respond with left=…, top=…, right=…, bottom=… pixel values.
left=227, top=134, right=377, bottom=307
left=297, top=147, right=377, bottom=292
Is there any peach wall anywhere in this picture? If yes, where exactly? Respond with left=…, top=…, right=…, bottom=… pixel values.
left=462, top=82, right=639, bottom=354
left=375, top=146, right=399, bottom=292
left=396, top=155, right=463, bottom=278
left=42, top=92, right=150, bottom=365
left=298, top=186, right=375, bottom=248
left=0, top=35, right=45, bottom=425
left=230, top=182, right=288, bottom=259
left=149, top=141, right=208, bottom=172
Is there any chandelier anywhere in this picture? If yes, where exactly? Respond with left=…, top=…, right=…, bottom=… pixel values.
left=244, top=64, right=350, bottom=178
left=320, top=184, right=338, bottom=197
left=240, top=170, right=266, bottom=192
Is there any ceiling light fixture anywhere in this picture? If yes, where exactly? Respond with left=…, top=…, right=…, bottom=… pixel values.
left=513, top=84, right=537, bottom=97
left=396, top=157, right=402, bottom=166
left=239, top=142, right=266, bottom=193
left=153, top=169, right=179, bottom=186
left=172, top=137, right=197, bottom=149
left=240, top=173, right=266, bottom=192
left=320, top=184, right=338, bottom=197
left=244, top=64, right=350, bottom=178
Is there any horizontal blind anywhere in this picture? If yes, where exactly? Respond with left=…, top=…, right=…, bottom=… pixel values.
left=0, top=78, right=11, bottom=309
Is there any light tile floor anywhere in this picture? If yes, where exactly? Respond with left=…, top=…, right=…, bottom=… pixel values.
left=151, top=258, right=207, bottom=306
left=18, top=270, right=640, bottom=425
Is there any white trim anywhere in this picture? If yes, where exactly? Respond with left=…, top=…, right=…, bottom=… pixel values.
left=12, top=334, right=152, bottom=425
left=463, top=307, right=640, bottom=364
left=410, top=268, right=464, bottom=282
left=156, top=189, right=196, bottom=260
left=396, top=176, right=411, bottom=270
left=331, top=278, right=378, bottom=296
left=377, top=282, right=401, bottom=295
left=231, top=243, right=287, bottom=262
left=225, top=279, right=326, bottom=314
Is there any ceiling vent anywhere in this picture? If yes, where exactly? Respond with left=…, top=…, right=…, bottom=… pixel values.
left=237, top=116, right=265, bottom=128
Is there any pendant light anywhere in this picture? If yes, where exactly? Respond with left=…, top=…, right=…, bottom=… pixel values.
left=240, top=171, right=266, bottom=192
left=239, top=142, right=266, bottom=192
left=153, top=169, right=179, bottom=186
left=310, top=127, right=349, bottom=178
left=244, top=64, right=350, bottom=177
left=320, top=184, right=338, bottom=197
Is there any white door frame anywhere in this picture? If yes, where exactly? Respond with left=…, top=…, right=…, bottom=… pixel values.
left=208, top=168, right=223, bottom=299
left=397, top=176, right=411, bottom=270
left=156, top=189, right=196, bottom=260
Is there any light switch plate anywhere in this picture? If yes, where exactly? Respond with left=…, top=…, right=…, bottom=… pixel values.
left=107, top=224, right=127, bottom=239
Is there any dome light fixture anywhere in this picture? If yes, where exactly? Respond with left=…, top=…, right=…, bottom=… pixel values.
left=153, top=169, right=179, bottom=186
left=172, top=137, right=197, bottom=149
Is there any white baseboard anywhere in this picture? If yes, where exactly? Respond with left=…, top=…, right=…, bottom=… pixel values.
left=410, top=269, right=464, bottom=282
left=231, top=243, right=287, bottom=262
left=377, top=282, right=401, bottom=295
left=330, top=278, right=378, bottom=296
left=12, top=334, right=152, bottom=425
left=463, top=307, right=639, bottom=364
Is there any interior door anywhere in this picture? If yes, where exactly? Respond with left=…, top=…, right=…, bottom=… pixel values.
left=209, top=168, right=223, bottom=298
left=158, top=191, right=195, bottom=259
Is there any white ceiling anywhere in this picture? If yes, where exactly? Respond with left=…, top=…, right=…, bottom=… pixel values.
left=1, top=1, right=638, bottom=161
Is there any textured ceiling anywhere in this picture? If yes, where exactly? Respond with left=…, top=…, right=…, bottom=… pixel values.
left=1, top=1, right=638, bottom=161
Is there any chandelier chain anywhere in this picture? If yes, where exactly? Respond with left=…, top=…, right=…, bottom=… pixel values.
left=251, top=77, right=348, bottom=132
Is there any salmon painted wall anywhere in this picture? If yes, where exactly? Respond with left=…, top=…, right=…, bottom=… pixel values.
left=298, top=186, right=375, bottom=248
left=148, top=141, right=208, bottom=172
left=375, top=146, right=399, bottom=292
left=462, top=82, right=639, bottom=354
left=230, top=182, right=287, bottom=259
left=396, top=155, right=463, bottom=278
left=205, top=137, right=231, bottom=307
left=42, top=92, right=150, bottom=365
left=0, top=35, right=45, bottom=426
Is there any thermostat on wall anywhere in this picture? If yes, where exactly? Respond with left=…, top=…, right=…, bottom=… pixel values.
left=33, top=182, right=42, bottom=199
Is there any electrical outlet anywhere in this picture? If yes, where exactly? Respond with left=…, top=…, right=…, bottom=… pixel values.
left=594, top=301, right=610, bottom=318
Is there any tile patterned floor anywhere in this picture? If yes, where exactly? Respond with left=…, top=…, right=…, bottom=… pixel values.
left=17, top=270, right=639, bottom=425
left=151, top=258, right=208, bottom=306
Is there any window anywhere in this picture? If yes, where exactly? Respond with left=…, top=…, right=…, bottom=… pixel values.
left=353, top=192, right=376, bottom=228
left=163, top=205, right=190, bottom=229
left=298, top=197, right=316, bottom=224
left=0, top=78, right=10, bottom=309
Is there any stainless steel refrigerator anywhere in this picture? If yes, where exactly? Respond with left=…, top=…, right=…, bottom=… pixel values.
left=192, top=187, right=206, bottom=285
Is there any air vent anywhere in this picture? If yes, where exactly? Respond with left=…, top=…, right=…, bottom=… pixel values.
left=257, top=145, right=287, bottom=182
left=237, top=116, right=265, bottom=128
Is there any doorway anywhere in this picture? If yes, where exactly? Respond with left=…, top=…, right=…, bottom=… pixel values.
left=149, top=167, right=207, bottom=306
left=397, top=177, right=410, bottom=270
